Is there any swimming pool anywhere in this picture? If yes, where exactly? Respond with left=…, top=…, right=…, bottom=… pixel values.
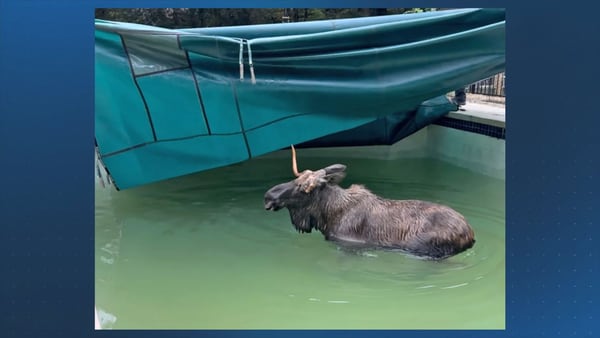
left=95, top=105, right=505, bottom=329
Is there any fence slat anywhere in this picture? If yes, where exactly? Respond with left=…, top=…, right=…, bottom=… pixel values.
left=466, top=72, right=505, bottom=97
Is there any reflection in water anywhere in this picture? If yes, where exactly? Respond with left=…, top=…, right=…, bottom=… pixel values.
left=95, top=157, right=505, bottom=329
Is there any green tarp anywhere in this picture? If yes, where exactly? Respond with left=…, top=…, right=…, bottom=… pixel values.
left=95, top=8, right=505, bottom=190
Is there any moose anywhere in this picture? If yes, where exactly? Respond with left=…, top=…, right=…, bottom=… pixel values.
left=264, top=146, right=476, bottom=259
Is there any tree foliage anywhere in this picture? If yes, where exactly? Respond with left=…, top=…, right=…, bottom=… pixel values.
left=95, top=8, right=438, bottom=28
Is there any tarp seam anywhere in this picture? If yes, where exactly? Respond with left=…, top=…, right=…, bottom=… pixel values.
left=135, top=65, right=191, bottom=78
left=177, top=34, right=212, bottom=135
left=231, top=83, right=252, bottom=158
left=118, top=33, right=158, bottom=141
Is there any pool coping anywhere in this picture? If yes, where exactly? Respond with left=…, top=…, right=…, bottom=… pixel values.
left=435, top=101, right=506, bottom=139
left=448, top=101, right=505, bottom=127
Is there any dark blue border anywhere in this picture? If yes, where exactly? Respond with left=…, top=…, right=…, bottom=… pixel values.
left=1, top=1, right=599, bottom=338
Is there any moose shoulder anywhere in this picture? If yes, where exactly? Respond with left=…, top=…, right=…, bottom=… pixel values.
left=264, top=146, right=476, bottom=259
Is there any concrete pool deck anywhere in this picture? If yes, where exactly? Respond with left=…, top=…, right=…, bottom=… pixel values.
left=449, top=101, right=506, bottom=127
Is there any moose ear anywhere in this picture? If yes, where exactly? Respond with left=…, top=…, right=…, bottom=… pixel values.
left=323, top=164, right=346, bottom=184
left=324, top=164, right=346, bottom=174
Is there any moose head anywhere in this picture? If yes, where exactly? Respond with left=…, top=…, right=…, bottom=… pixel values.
left=264, top=145, right=346, bottom=212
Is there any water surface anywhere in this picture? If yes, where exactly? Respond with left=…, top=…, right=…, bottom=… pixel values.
left=95, top=155, right=505, bottom=329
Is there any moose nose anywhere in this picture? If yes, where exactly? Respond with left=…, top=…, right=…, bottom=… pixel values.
left=264, top=200, right=274, bottom=211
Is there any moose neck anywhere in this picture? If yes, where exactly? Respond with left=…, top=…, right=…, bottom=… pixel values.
left=319, top=184, right=357, bottom=217
left=291, top=184, right=357, bottom=236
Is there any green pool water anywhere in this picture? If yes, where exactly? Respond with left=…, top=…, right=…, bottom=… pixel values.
left=95, top=154, right=505, bottom=329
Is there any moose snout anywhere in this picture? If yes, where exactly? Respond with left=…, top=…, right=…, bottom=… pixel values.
left=264, top=200, right=275, bottom=211
left=264, top=182, right=294, bottom=211
left=264, top=189, right=279, bottom=211
left=264, top=190, right=282, bottom=211
left=264, top=196, right=282, bottom=211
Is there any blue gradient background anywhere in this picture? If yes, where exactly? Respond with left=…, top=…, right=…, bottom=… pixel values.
left=1, top=1, right=598, bottom=337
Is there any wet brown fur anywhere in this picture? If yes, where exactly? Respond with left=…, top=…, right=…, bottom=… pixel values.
left=264, top=160, right=475, bottom=259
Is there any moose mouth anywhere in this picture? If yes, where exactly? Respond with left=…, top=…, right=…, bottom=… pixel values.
left=264, top=200, right=283, bottom=211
